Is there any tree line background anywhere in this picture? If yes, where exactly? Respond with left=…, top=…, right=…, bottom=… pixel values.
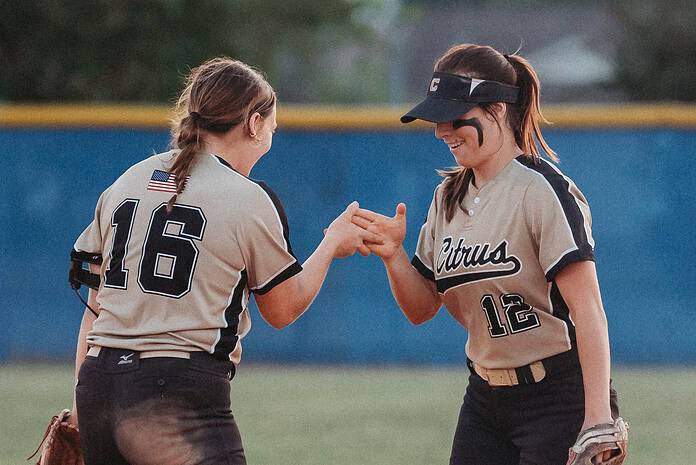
left=1, top=0, right=694, bottom=104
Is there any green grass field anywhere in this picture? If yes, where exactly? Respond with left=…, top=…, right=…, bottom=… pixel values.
left=2, top=363, right=694, bottom=465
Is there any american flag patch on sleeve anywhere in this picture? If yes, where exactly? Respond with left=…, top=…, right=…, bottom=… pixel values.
left=147, top=170, right=187, bottom=193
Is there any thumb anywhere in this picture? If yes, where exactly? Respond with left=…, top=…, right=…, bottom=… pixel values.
left=394, top=202, right=406, bottom=221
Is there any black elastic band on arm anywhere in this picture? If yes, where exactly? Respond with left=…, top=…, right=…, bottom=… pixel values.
left=70, top=267, right=101, bottom=290
left=69, top=249, right=102, bottom=290
left=71, top=250, right=103, bottom=265
left=69, top=249, right=101, bottom=317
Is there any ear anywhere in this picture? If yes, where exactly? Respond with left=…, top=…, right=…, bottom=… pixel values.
left=490, top=102, right=507, bottom=120
left=248, top=112, right=263, bottom=138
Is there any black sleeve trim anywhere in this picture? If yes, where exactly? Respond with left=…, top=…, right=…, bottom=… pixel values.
left=545, top=248, right=595, bottom=281
left=411, top=255, right=436, bottom=282
left=213, top=269, right=248, bottom=360
left=253, top=261, right=303, bottom=295
left=516, top=156, right=593, bottom=254
left=550, top=282, right=577, bottom=346
left=251, top=180, right=298, bottom=259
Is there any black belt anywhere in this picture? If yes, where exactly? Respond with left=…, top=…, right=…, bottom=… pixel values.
left=467, top=348, right=579, bottom=386
left=86, top=346, right=236, bottom=380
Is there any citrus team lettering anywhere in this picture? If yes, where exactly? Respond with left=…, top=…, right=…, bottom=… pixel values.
left=436, top=237, right=518, bottom=274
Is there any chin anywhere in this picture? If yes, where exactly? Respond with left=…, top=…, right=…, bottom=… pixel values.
left=453, top=154, right=472, bottom=168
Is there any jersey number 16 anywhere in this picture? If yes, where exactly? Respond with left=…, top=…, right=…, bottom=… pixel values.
left=104, top=199, right=207, bottom=299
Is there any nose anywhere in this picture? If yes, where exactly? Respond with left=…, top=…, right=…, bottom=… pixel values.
left=435, top=122, right=451, bottom=140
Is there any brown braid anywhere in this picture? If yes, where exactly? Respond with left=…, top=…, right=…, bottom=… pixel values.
left=166, top=114, right=200, bottom=212
left=166, top=57, right=276, bottom=213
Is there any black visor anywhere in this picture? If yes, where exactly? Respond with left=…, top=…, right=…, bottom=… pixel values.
left=401, top=72, right=519, bottom=123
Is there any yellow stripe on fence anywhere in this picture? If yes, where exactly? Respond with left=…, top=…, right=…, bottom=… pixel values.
left=0, top=104, right=172, bottom=128
left=1, top=103, right=695, bottom=129
left=545, top=104, right=696, bottom=128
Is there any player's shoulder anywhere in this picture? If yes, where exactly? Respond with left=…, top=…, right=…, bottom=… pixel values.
left=512, top=155, right=575, bottom=192
left=113, top=150, right=175, bottom=182
left=512, top=155, right=589, bottom=209
left=244, top=178, right=287, bottom=220
left=206, top=154, right=285, bottom=215
left=98, top=151, right=174, bottom=198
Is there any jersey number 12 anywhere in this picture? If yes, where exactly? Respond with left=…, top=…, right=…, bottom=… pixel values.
left=480, top=293, right=541, bottom=338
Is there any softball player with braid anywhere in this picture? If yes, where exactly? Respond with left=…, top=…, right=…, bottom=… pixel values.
left=69, top=57, right=377, bottom=465
left=354, top=44, right=627, bottom=465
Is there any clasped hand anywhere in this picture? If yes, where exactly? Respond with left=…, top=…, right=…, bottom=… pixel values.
left=325, top=201, right=406, bottom=259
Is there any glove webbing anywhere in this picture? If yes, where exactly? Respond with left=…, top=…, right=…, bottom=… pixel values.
left=27, top=410, right=70, bottom=461
left=572, top=418, right=628, bottom=454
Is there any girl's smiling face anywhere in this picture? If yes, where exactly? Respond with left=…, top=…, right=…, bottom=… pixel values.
left=435, top=104, right=507, bottom=169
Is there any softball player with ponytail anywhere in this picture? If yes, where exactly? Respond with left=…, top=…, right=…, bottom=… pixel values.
left=354, top=44, right=628, bottom=465
left=69, top=57, right=377, bottom=465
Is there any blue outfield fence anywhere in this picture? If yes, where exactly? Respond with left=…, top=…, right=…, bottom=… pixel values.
left=2, top=127, right=695, bottom=364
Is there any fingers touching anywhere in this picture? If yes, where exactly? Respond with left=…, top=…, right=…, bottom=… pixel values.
left=352, top=224, right=383, bottom=245
left=353, top=207, right=384, bottom=222
left=325, top=202, right=407, bottom=258
left=351, top=215, right=371, bottom=230
left=354, top=203, right=406, bottom=225
left=343, top=201, right=360, bottom=217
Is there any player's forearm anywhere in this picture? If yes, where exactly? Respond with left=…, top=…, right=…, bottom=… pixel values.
left=256, top=235, right=338, bottom=329
left=74, top=268, right=100, bottom=380
left=574, top=302, right=612, bottom=425
left=556, top=262, right=613, bottom=426
left=72, top=307, right=97, bottom=411
left=72, top=265, right=99, bottom=413
left=74, top=312, right=91, bottom=377
left=292, top=236, right=339, bottom=312
left=383, top=247, right=441, bottom=324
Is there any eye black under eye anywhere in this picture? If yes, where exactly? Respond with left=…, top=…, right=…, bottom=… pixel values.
left=452, top=119, right=470, bottom=129
left=452, top=118, right=484, bottom=146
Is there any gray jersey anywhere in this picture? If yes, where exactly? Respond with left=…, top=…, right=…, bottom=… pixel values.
left=412, top=156, right=594, bottom=368
left=74, top=152, right=302, bottom=363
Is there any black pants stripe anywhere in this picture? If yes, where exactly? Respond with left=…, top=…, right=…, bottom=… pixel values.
left=76, top=348, right=245, bottom=465
left=451, top=350, right=619, bottom=465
